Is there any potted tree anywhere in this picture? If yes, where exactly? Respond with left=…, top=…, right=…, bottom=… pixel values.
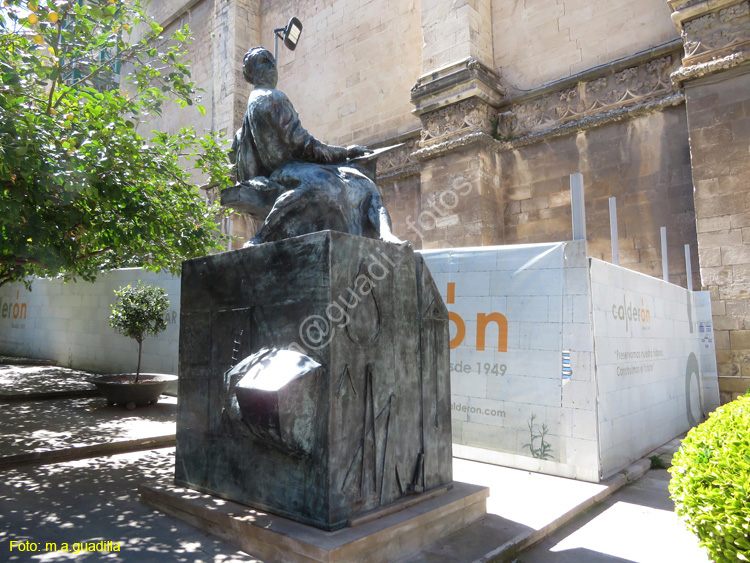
left=89, top=282, right=177, bottom=409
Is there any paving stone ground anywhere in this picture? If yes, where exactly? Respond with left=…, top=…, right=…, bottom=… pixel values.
left=0, top=360, right=713, bottom=562
left=0, top=364, right=97, bottom=400
left=0, top=396, right=176, bottom=465
left=0, top=448, right=257, bottom=562
left=510, top=468, right=709, bottom=563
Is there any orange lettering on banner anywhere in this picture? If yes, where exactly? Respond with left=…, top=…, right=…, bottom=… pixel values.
left=447, top=282, right=456, bottom=304
left=477, top=313, right=508, bottom=352
left=449, top=312, right=465, bottom=349
left=1, top=290, right=28, bottom=321
left=447, top=283, right=508, bottom=352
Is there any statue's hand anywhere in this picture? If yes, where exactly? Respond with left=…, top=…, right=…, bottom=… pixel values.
left=346, top=145, right=369, bottom=159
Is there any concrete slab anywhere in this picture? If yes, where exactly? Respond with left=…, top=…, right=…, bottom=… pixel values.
left=140, top=481, right=488, bottom=563
left=0, top=396, right=176, bottom=468
left=397, top=458, right=609, bottom=563
left=454, top=457, right=607, bottom=530
left=0, top=363, right=97, bottom=400
left=511, top=469, right=710, bottom=562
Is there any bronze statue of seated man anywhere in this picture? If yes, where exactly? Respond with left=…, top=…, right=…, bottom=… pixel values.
left=225, top=47, right=402, bottom=246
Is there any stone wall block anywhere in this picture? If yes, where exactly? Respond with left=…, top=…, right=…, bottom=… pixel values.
left=722, top=245, right=750, bottom=265
left=549, top=191, right=572, bottom=208
left=730, top=329, right=750, bottom=350
left=730, top=212, right=750, bottom=229
left=520, top=196, right=549, bottom=213
left=698, top=247, right=723, bottom=268
left=700, top=230, right=744, bottom=249
left=692, top=123, right=735, bottom=147
left=718, top=362, right=740, bottom=378
left=715, top=329, right=731, bottom=349
left=719, top=283, right=750, bottom=301
left=725, top=299, right=750, bottom=328
left=618, top=249, right=642, bottom=264
left=695, top=194, right=744, bottom=218
left=697, top=215, right=731, bottom=233
left=701, top=265, right=734, bottom=287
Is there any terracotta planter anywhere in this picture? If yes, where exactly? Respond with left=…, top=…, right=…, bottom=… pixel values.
left=88, top=373, right=177, bottom=410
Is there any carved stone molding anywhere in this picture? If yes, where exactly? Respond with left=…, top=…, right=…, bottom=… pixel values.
left=495, top=49, right=681, bottom=142
left=496, top=94, right=685, bottom=152
left=412, top=130, right=498, bottom=162
left=418, top=97, right=497, bottom=148
left=671, top=50, right=750, bottom=83
left=669, top=0, right=750, bottom=82
left=684, top=1, right=749, bottom=63
left=411, top=57, right=505, bottom=117
left=409, top=56, right=504, bottom=158
left=375, top=136, right=420, bottom=182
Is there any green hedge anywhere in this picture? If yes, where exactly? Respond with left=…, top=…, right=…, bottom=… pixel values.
left=669, top=393, right=750, bottom=562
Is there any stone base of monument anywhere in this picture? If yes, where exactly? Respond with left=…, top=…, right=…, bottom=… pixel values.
left=139, top=480, right=488, bottom=562
left=177, top=231, right=454, bottom=531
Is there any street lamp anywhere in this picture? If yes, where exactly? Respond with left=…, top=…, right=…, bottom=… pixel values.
left=273, top=17, right=303, bottom=61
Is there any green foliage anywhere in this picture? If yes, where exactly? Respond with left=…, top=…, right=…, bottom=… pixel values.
left=109, top=282, right=168, bottom=380
left=649, top=455, right=667, bottom=470
left=0, top=1, right=233, bottom=288
left=669, top=394, right=750, bottom=562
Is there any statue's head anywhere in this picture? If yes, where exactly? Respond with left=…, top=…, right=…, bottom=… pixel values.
left=243, top=47, right=278, bottom=88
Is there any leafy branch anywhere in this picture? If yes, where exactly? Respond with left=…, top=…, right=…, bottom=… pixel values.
left=0, top=0, right=232, bottom=288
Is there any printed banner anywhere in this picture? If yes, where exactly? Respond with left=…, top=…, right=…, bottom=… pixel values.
left=421, top=243, right=582, bottom=473
left=589, top=259, right=719, bottom=476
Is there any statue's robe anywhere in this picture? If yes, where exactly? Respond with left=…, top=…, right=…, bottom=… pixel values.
left=230, top=88, right=393, bottom=243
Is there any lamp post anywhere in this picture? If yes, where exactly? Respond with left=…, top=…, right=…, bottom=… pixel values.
left=273, top=17, right=303, bottom=61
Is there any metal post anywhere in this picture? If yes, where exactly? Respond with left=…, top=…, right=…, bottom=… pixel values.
left=685, top=244, right=693, bottom=291
left=227, top=219, right=233, bottom=252
left=273, top=28, right=284, bottom=61
left=609, top=197, right=619, bottom=265
left=570, top=173, right=586, bottom=241
left=661, top=226, right=669, bottom=282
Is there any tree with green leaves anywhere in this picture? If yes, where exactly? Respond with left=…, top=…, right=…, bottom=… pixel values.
left=109, top=282, right=168, bottom=382
left=0, top=0, right=232, bottom=288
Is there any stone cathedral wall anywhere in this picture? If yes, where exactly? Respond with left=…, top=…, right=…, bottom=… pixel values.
left=491, top=0, right=680, bottom=92
left=258, top=0, right=423, bottom=146
left=138, top=0, right=750, bottom=401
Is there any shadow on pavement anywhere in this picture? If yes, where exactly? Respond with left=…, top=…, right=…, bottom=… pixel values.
left=0, top=397, right=176, bottom=460
left=0, top=448, right=256, bottom=562
left=510, top=548, right=634, bottom=563
left=511, top=470, right=709, bottom=563
left=399, top=513, right=535, bottom=563
left=0, top=364, right=97, bottom=400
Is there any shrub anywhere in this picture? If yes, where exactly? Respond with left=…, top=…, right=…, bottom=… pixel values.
left=669, top=393, right=750, bottom=562
left=109, top=283, right=169, bottom=382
